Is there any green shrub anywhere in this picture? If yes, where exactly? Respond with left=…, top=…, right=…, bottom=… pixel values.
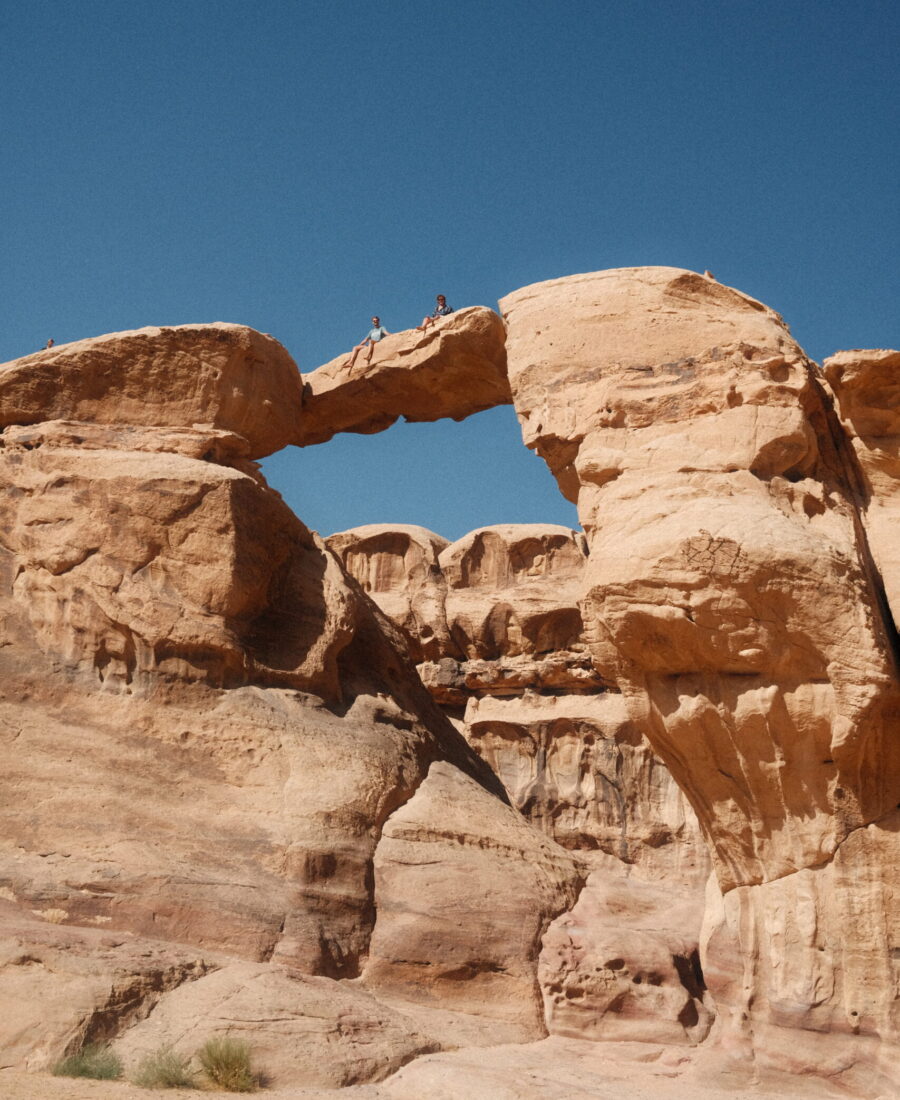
left=197, top=1036, right=258, bottom=1092
left=52, top=1042, right=123, bottom=1080
left=132, top=1046, right=196, bottom=1089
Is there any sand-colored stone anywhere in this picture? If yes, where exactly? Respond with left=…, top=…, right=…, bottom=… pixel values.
left=295, top=307, right=509, bottom=446
left=501, top=266, right=900, bottom=1089
left=0, top=904, right=215, bottom=1072
left=6, top=289, right=900, bottom=1096
left=331, top=523, right=605, bottom=704
left=0, top=326, right=578, bottom=1086
left=362, top=761, right=585, bottom=1041
left=0, top=324, right=302, bottom=459
left=440, top=524, right=588, bottom=662
left=540, top=872, right=712, bottom=1046
left=328, top=525, right=451, bottom=661
left=823, top=348, right=900, bottom=627
left=113, top=961, right=439, bottom=1088
left=465, top=694, right=705, bottom=875
left=333, top=516, right=711, bottom=1054
left=0, top=1038, right=855, bottom=1099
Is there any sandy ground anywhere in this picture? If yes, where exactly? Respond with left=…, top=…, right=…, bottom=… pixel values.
left=0, top=1037, right=862, bottom=1100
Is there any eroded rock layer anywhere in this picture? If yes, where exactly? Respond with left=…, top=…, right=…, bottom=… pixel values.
left=501, top=267, right=900, bottom=1092
left=330, top=520, right=711, bottom=1050
left=0, top=324, right=581, bottom=1088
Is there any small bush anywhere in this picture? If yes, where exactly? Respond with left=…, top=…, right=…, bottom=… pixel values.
left=52, top=1042, right=123, bottom=1080
left=132, top=1046, right=196, bottom=1089
left=197, top=1036, right=258, bottom=1092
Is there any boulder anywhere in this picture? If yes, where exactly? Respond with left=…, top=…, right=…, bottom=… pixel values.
left=0, top=324, right=302, bottom=460
left=295, top=307, right=509, bottom=446
left=362, top=761, right=585, bottom=1042
left=113, top=961, right=438, bottom=1089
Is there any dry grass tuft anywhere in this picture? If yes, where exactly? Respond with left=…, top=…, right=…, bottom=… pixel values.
left=132, top=1046, right=197, bottom=1089
left=197, top=1035, right=259, bottom=1092
left=52, top=1042, right=123, bottom=1080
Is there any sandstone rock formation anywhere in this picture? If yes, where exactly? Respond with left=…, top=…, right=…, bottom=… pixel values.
left=363, top=761, right=584, bottom=1043
left=113, top=962, right=439, bottom=1089
left=0, top=324, right=302, bottom=459
left=501, top=268, right=900, bottom=1092
left=295, top=306, right=509, bottom=446
left=331, top=521, right=711, bottom=1051
left=0, top=325, right=581, bottom=1088
left=540, top=872, right=712, bottom=1046
left=3, top=279, right=899, bottom=1099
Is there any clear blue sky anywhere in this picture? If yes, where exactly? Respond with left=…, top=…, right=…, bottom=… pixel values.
left=3, top=1, right=897, bottom=540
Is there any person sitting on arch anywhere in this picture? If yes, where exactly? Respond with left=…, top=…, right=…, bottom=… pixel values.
left=343, top=316, right=390, bottom=371
left=417, top=294, right=453, bottom=332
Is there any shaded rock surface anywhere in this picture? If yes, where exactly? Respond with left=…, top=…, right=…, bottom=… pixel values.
left=295, top=307, right=509, bottom=447
left=823, top=347, right=900, bottom=628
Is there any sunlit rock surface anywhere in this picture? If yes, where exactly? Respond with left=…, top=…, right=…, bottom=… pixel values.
left=0, top=323, right=581, bottom=1088
left=3, top=277, right=900, bottom=1098
left=501, top=266, right=900, bottom=1093
left=0, top=324, right=303, bottom=459
left=295, top=306, right=509, bottom=446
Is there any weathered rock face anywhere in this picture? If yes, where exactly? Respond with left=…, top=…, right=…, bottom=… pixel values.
left=501, top=268, right=900, bottom=1091
left=5, top=288, right=899, bottom=1097
left=331, top=523, right=607, bottom=704
left=327, top=524, right=451, bottom=662
left=824, top=348, right=900, bottom=629
left=332, top=520, right=710, bottom=1051
left=465, top=693, right=706, bottom=874
left=362, top=761, right=585, bottom=1042
left=540, top=872, right=713, bottom=1046
left=113, top=962, right=439, bottom=1089
left=295, top=306, right=509, bottom=446
left=0, top=324, right=303, bottom=459
left=702, top=811, right=900, bottom=1092
left=0, top=903, right=216, bottom=1072
left=0, top=324, right=583, bottom=1087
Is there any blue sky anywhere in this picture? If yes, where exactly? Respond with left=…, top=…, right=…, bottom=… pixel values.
left=3, top=1, right=897, bottom=540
